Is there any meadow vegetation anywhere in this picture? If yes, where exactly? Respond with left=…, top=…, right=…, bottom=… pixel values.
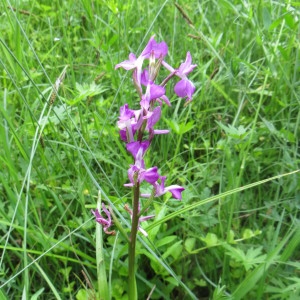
left=0, top=0, right=299, bottom=299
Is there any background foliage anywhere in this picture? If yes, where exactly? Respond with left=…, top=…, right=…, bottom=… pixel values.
left=0, top=0, right=299, bottom=299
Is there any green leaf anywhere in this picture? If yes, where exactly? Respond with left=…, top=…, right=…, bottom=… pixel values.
left=242, top=229, right=254, bottom=239
left=165, top=276, right=180, bottom=286
left=228, top=230, right=235, bottom=244
left=155, top=235, right=178, bottom=248
left=262, top=7, right=272, bottom=30
left=67, top=82, right=108, bottom=105
left=76, top=289, right=95, bottom=300
left=185, top=237, right=196, bottom=253
left=165, top=120, right=194, bottom=135
left=30, top=288, right=44, bottom=300
left=216, top=121, right=248, bottom=139
left=162, top=240, right=183, bottom=260
left=178, top=121, right=195, bottom=134
left=201, top=233, right=218, bottom=247
left=232, top=227, right=300, bottom=299
left=224, top=245, right=266, bottom=271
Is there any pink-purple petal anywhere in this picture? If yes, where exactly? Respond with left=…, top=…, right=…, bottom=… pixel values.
left=177, top=52, right=197, bottom=75
left=164, top=185, right=185, bottom=200
left=143, top=166, right=159, bottom=184
left=146, top=106, right=161, bottom=129
left=91, top=203, right=114, bottom=233
left=126, top=141, right=150, bottom=160
left=115, top=53, right=137, bottom=70
left=174, top=78, right=196, bottom=100
left=149, top=84, right=165, bottom=100
left=141, top=35, right=168, bottom=59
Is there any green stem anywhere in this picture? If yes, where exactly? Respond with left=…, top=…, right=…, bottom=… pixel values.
left=128, top=182, right=140, bottom=300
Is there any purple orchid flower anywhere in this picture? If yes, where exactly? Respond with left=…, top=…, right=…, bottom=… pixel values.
left=140, top=83, right=166, bottom=109
left=142, top=106, right=169, bottom=137
left=118, top=104, right=136, bottom=142
left=163, top=51, right=197, bottom=101
left=91, top=203, right=115, bottom=234
left=141, top=176, right=185, bottom=200
left=177, top=51, right=197, bottom=76
left=115, top=36, right=168, bottom=71
left=144, top=106, right=161, bottom=130
left=125, top=143, right=159, bottom=187
left=118, top=104, right=135, bottom=124
left=115, top=36, right=168, bottom=90
left=125, top=163, right=159, bottom=187
left=139, top=69, right=168, bottom=109
left=125, top=141, right=160, bottom=186
left=174, top=78, right=196, bottom=100
left=126, top=141, right=150, bottom=160
left=118, top=104, right=142, bottom=142
left=140, top=36, right=168, bottom=59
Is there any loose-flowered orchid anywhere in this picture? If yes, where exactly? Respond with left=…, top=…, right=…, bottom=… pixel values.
left=93, top=35, right=196, bottom=300
left=115, top=36, right=196, bottom=201
left=94, top=35, right=196, bottom=231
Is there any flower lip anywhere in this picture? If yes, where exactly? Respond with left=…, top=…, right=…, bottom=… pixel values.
left=174, top=78, right=196, bottom=100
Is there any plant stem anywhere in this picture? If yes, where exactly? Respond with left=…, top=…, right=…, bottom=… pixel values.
left=128, top=182, right=140, bottom=300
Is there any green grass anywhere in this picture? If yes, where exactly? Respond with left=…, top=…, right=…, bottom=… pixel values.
left=0, top=0, right=300, bottom=299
